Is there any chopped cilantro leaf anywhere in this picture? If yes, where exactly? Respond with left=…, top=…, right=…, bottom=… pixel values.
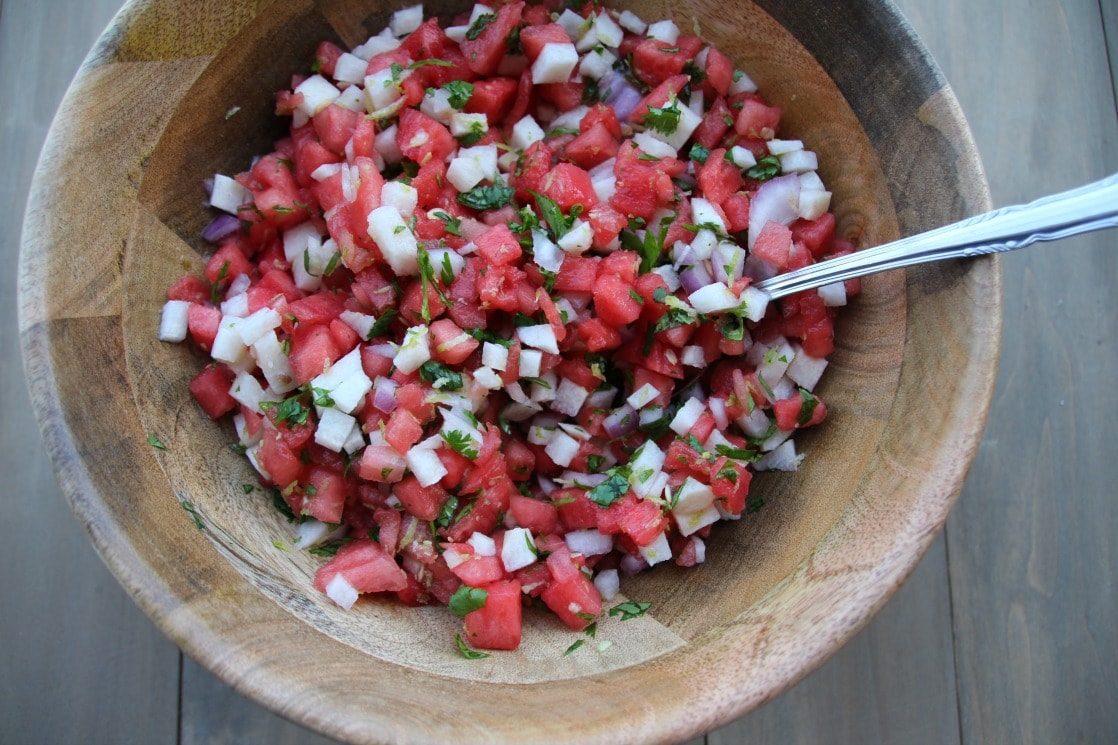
left=146, top=434, right=167, bottom=450
left=746, top=154, right=782, bottom=181
left=643, top=99, right=682, bottom=135
left=457, top=184, right=515, bottom=211
left=442, top=80, right=475, bottom=109
left=455, top=633, right=491, bottom=659
left=608, top=601, right=652, bottom=620
left=465, top=12, right=496, bottom=41
left=419, top=360, right=464, bottom=390
left=367, top=308, right=399, bottom=339
left=449, top=586, right=488, bottom=617
left=587, top=469, right=629, bottom=507
left=442, top=430, right=480, bottom=460
left=797, top=388, right=819, bottom=426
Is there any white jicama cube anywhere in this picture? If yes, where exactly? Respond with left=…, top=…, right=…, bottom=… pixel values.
left=766, top=139, right=804, bottom=155
left=626, top=382, right=660, bottom=410
left=646, top=19, right=680, bottom=43
left=407, top=446, right=449, bottom=487
left=818, top=281, right=848, bottom=307
left=530, top=372, right=558, bottom=403
left=293, top=519, right=334, bottom=550
left=367, top=204, right=419, bottom=276
left=545, top=429, right=581, bottom=468
left=342, top=424, right=367, bottom=455
left=756, top=439, right=804, bottom=471
left=579, top=47, right=617, bottom=79
left=551, top=378, right=590, bottom=417
left=375, top=123, right=404, bottom=164
left=690, top=197, right=727, bottom=232
left=332, top=52, right=368, bottom=85
left=617, top=9, right=646, bottom=34
left=365, top=68, right=406, bottom=111
left=652, top=265, right=681, bottom=292
left=688, top=282, right=740, bottom=314
left=670, top=397, right=706, bottom=435
left=310, top=160, right=342, bottom=181
left=779, top=149, right=819, bottom=173
left=381, top=180, right=419, bottom=216
left=632, top=131, right=677, bottom=159
left=334, top=83, right=366, bottom=113
left=592, top=11, right=624, bottom=48
left=510, top=115, right=546, bottom=151
left=564, top=528, right=614, bottom=556
left=517, top=349, right=543, bottom=378
left=532, top=43, right=579, bottom=85
left=354, top=27, right=401, bottom=59
left=158, top=300, right=190, bottom=342
left=557, top=219, right=594, bottom=254
left=482, top=342, right=509, bottom=371
left=450, top=111, right=488, bottom=139
left=446, top=155, right=487, bottom=193
left=737, top=405, right=773, bottom=439
left=798, top=189, right=832, bottom=220
left=235, top=307, right=281, bottom=346
left=501, top=527, right=538, bottom=572
left=673, top=476, right=716, bottom=513
left=339, top=310, right=377, bottom=341
left=786, top=345, right=828, bottom=391
left=738, top=286, right=771, bottom=322
left=294, top=74, right=341, bottom=115
left=638, top=531, right=672, bottom=566
left=729, top=145, right=757, bottom=169
left=468, top=531, right=497, bottom=556
left=211, top=317, right=248, bottom=366
left=324, top=574, right=359, bottom=610
left=315, top=407, right=357, bottom=452
left=311, top=347, right=372, bottom=413
left=427, top=244, right=466, bottom=280
left=228, top=370, right=272, bottom=414
left=728, top=68, right=758, bottom=94
left=681, top=345, right=706, bottom=367
left=390, top=4, right=424, bottom=36
left=591, top=172, right=617, bottom=203
left=517, top=324, right=559, bottom=354
left=393, top=324, right=431, bottom=374
left=593, top=568, right=620, bottom=601
left=749, top=337, right=796, bottom=384
left=472, top=366, right=503, bottom=390
left=209, top=174, right=252, bottom=214
left=555, top=8, right=590, bottom=40
left=651, top=101, right=702, bottom=152
left=252, top=331, right=297, bottom=393
left=673, top=503, right=721, bottom=537
left=761, top=426, right=794, bottom=453
left=283, top=221, right=322, bottom=262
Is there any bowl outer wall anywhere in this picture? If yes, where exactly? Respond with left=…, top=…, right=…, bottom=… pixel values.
left=17, top=0, right=1000, bottom=743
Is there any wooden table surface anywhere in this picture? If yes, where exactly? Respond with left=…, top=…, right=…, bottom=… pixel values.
left=3, top=0, right=1115, bottom=743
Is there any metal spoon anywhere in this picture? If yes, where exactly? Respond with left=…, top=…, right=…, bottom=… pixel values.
left=753, top=173, right=1118, bottom=300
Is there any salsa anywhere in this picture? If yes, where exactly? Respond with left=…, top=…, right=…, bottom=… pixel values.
left=158, top=1, right=858, bottom=653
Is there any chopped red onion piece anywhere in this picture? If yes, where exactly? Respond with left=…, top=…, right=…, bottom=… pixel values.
left=679, top=263, right=713, bottom=294
left=747, top=173, right=801, bottom=248
left=201, top=213, right=241, bottom=242
left=605, top=74, right=643, bottom=121
left=602, top=403, right=638, bottom=439
left=372, top=376, right=400, bottom=413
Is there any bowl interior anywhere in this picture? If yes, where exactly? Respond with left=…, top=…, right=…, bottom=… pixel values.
left=20, top=0, right=999, bottom=741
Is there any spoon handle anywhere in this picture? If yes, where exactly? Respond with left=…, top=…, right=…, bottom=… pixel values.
left=754, top=173, right=1118, bottom=300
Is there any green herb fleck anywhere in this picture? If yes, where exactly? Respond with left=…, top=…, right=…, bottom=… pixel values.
left=147, top=434, right=167, bottom=450
left=608, top=600, right=652, bottom=620
left=455, top=633, right=491, bottom=659
left=587, top=469, right=630, bottom=508
left=457, top=184, right=515, bottom=211
left=181, top=501, right=204, bottom=530
left=442, top=430, right=480, bottom=460
left=420, top=360, right=464, bottom=390
left=449, top=585, right=489, bottom=616
left=746, top=154, right=782, bottom=181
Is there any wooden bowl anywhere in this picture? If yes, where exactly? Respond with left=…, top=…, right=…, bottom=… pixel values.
left=19, top=0, right=1000, bottom=742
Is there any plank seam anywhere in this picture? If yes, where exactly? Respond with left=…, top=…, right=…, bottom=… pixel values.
left=942, top=527, right=966, bottom=745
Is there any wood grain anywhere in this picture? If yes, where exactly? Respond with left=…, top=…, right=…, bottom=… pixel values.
left=22, top=0, right=1107, bottom=743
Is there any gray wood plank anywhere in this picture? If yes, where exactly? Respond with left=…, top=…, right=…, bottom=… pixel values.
left=710, top=535, right=960, bottom=745
left=897, top=1, right=1118, bottom=744
left=0, top=1, right=181, bottom=744
left=181, top=657, right=340, bottom=745
left=1101, top=0, right=1117, bottom=107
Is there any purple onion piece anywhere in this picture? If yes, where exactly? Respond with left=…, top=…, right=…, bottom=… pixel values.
left=372, top=376, right=400, bottom=414
left=605, top=74, right=643, bottom=121
left=743, top=253, right=779, bottom=282
left=602, top=404, right=638, bottom=440
left=711, top=242, right=745, bottom=284
left=679, top=263, right=714, bottom=294
left=671, top=242, right=696, bottom=269
left=201, top=213, right=241, bottom=242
